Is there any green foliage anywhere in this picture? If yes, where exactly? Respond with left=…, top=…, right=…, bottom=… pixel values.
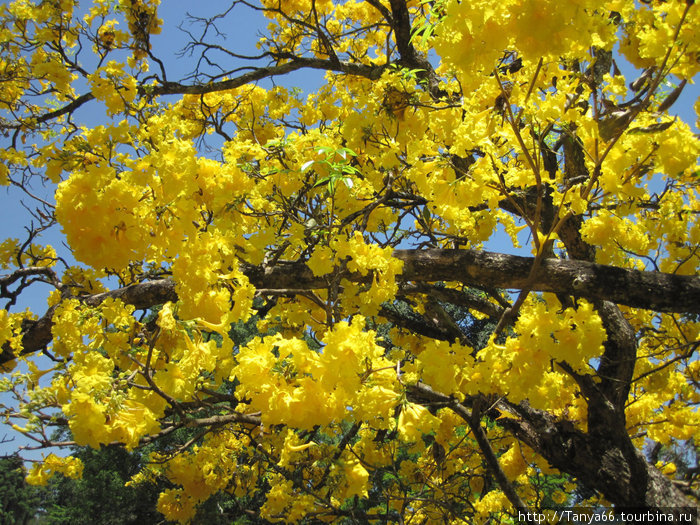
left=410, top=0, right=447, bottom=46
left=37, top=445, right=161, bottom=525
left=0, top=454, right=41, bottom=525
left=304, top=146, right=359, bottom=194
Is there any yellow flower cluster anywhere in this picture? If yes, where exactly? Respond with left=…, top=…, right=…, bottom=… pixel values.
left=308, top=232, right=404, bottom=316
left=26, top=454, right=83, bottom=486
left=2, top=0, right=698, bottom=521
left=468, top=298, right=606, bottom=413
left=47, top=298, right=163, bottom=449
left=0, top=309, right=30, bottom=366
left=233, top=317, right=399, bottom=429
left=87, top=61, right=138, bottom=115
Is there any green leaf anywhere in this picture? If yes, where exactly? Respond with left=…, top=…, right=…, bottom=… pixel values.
left=315, top=146, right=334, bottom=155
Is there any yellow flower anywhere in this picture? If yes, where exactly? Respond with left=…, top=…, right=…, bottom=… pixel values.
left=64, top=392, right=109, bottom=448
left=339, top=457, right=369, bottom=499
left=397, top=402, right=441, bottom=443
left=26, top=454, right=83, bottom=486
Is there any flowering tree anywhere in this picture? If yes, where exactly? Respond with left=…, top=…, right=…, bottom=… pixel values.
left=1, top=0, right=699, bottom=521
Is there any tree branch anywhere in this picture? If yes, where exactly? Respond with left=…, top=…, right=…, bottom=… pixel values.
left=152, top=56, right=385, bottom=97
left=409, top=383, right=530, bottom=514
left=23, top=56, right=386, bottom=129
left=497, top=399, right=699, bottom=512
left=2, top=248, right=698, bottom=365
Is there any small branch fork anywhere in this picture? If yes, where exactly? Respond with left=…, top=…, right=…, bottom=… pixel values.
left=409, top=382, right=530, bottom=515
left=0, top=266, right=60, bottom=310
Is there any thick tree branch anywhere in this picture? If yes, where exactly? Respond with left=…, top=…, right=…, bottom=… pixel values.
left=410, top=376, right=699, bottom=510
left=498, top=400, right=699, bottom=512
left=388, top=0, right=446, bottom=99
left=26, top=57, right=386, bottom=129
left=593, top=300, right=638, bottom=410
left=83, top=278, right=177, bottom=310
left=34, top=93, right=96, bottom=125
left=2, top=248, right=698, bottom=365
left=379, top=304, right=455, bottom=342
left=250, top=249, right=698, bottom=314
left=425, top=250, right=698, bottom=313
left=153, top=56, right=385, bottom=97
left=0, top=267, right=57, bottom=288
left=399, top=283, right=505, bottom=319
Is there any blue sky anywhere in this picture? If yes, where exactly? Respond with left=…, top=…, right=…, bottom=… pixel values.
left=0, top=1, right=698, bottom=459
left=1, top=2, right=698, bottom=316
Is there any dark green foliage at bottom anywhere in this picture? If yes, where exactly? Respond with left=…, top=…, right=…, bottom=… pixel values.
left=0, top=454, right=42, bottom=525
left=37, top=445, right=161, bottom=525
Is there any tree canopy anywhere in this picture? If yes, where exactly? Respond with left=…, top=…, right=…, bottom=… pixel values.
left=0, top=453, right=42, bottom=525
left=0, top=0, right=699, bottom=522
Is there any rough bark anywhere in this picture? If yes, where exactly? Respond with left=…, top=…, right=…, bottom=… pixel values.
left=2, top=248, right=698, bottom=365
left=391, top=249, right=699, bottom=313
left=499, top=400, right=699, bottom=512
left=410, top=384, right=700, bottom=512
left=486, top=170, right=693, bottom=511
